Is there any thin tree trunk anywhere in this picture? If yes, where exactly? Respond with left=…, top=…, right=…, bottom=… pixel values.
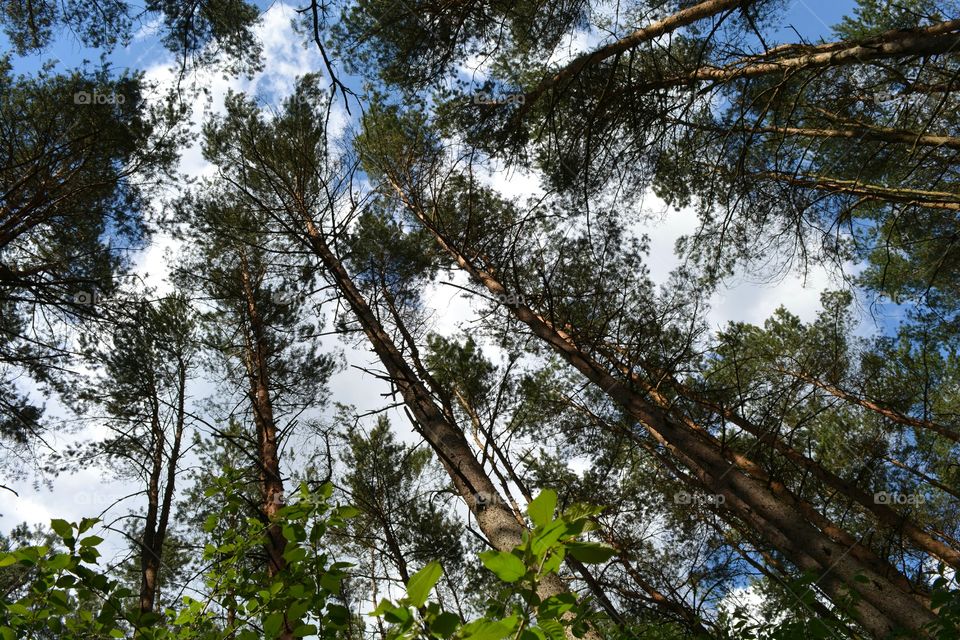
left=749, top=171, right=960, bottom=210
left=144, top=360, right=189, bottom=615
left=674, top=118, right=960, bottom=150
left=517, top=0, right=752, bottom=113
left=779, top=368, right=960, bottom=444
left=138, top=392, right=164, bottom=621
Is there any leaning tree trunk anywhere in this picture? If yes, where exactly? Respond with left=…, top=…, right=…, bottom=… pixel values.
left=386, top=180, right=938, bottom=637
left=293, top=212, right=593, bottom=639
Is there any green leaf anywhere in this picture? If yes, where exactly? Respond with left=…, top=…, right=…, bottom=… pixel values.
left=50, top=519, right=72, bottom=540
left=79, top=535, right=104, bottom=547
left=203, top=514, right=219, bottom=533
left=383, top=605, right=411, bottom=624
left=430, top=611, right=462, bottom=636
left=263, top=612, right=284, bottom=638
left=566, top=542, right=617, bottom=564
left=540, top=593, right=576, bottom=620
left=320, top=570, right=342, bottom=594
left=527, top=489, right=557, bottom=528
left=46, top=553, right=72, bottom=571
left=0, top=554, right=17, bottom=568
left=293, top=624, right=318, bottom=637
left=283, top=546, right=307, bottom=563
left=541, top=549, right=564, bottom=575
left=287, top=599, right=311, bottom=621
left=338, top=505, right=360, bottom=519
left=479, top=550, right=527, bottom=583
left=78, top=518, right=99, bottom=534
left=530, top=520, right=567, bottom=557
left=370, top=599, right=396, bottom=617
left=47, top=589, right=69, bottom=609
left=460, top=615, right=519, bottom=639
left=538, top=618, right=566, bottom=640
left=406, top=561, right=442, bottom=607
left=326, top=604, right=350, bottom=627
left=79, top=546, right=100, bottom=563
left=318, top=482, right=333, bottom=500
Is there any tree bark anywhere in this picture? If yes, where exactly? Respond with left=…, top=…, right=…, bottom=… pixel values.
left=138, top=394, right=164, bottom=619
left=517, top=0, right=753, bottom=113
left=138, top=357, right=188, bottom=627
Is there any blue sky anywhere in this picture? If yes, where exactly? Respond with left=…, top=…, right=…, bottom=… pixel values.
left=2, top=0, right=858, bottom=77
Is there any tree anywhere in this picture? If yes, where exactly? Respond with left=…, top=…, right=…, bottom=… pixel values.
left=352, top=100, right=956, bottom=635
left=195, top=77, right=600, bottom=639
left=0, top=61, right=180, bottom=463
left=0, top=0, right=261, bottom=69
left=55, top=294, right=198, bottom=622
left=171, top=182, right=338, bottom=638
left=333, top=416, right=470, bottom=624
left=4, top=0, right=960, bottom=636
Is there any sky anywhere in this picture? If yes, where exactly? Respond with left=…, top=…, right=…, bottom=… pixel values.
left=0, top=0, right=873, bottom=597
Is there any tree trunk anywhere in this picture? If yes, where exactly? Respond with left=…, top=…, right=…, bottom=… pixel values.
left=391, top=185, right=938, bottom=636
left=137, top=355, right=189, bottom=626
left=294, top=213, right=594, bottom=638
left=138, top=393, right=164, bottom=621
left=624, top=21, right=960, bottom=94
left=238, top=251, right=294, bottom=640
left=517, top=0, right=752, bottom=113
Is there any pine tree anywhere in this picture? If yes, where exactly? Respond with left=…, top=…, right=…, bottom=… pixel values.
left=171, top=180, right=338, bottom=638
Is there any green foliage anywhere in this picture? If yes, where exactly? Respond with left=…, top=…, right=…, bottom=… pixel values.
left=926, top=573, right=960, bottom=640
left=368, top=489, right=614, bottom=640
left=0, top=60, right=180, bottom=463
left=3, top=485, right=956, bottom=638
left=0, top=480, right=358, bottom=639
left=0, top=517, right=135, bottom=639
left=332, top=0, right=587, bottom=91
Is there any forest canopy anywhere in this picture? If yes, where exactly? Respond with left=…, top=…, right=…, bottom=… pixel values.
left=0, top=0, right=959, bottom=638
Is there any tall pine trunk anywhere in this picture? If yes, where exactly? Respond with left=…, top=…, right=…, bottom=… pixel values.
left=238, top=251, right=294, bottom=640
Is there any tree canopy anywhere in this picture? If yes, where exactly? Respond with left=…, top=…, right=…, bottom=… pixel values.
left=0, top=0, right=959, bottom=638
